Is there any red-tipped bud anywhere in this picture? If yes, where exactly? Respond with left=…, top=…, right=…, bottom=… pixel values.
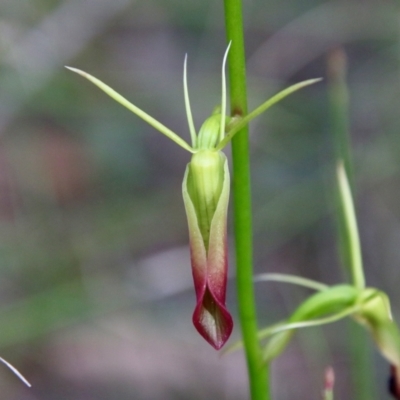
left=182, top=150, right=233, bottom=349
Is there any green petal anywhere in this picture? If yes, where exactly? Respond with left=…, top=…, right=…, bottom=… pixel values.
left=263, top=285, right=358, bottom=361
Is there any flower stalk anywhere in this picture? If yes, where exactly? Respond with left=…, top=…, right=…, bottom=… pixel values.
left=223, top=0, right=269, bottom=396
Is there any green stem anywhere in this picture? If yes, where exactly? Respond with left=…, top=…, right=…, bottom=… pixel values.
left=327, top=48, right=365, bottom=291
left=223, top=1, right=270, bottom=399
left=327, top=48, right=373, bottom=400
left=327, top=49, right=354, bottom=188
left=336, top=162, right=365, bottom=290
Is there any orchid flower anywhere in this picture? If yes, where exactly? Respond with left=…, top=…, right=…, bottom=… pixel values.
left=225, top=162, right=400, bottom=398
left=66, top=44, right=320, bottom=349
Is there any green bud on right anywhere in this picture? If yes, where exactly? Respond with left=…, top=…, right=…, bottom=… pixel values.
left=356, top=289, right=400, bottom=368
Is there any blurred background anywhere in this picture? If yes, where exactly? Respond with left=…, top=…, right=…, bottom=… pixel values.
left=0, top=0, right=399, bottom=398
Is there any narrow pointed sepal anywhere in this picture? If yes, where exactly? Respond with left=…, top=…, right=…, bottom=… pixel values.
left=182, top=153, right=233, bottom=349
left=263, top=285, right=358, bottom=362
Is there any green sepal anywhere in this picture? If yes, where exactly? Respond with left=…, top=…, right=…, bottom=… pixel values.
left=355, top=289, right=400, bottom=367
left=216, top=78, right=322, bottom=151
left=255, top=273, right=329, bottom=292
left=65, top=66, right=194, bottom=153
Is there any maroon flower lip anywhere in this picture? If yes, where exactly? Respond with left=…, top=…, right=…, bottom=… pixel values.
left=192, top=286, right=233, bottom=350
left=182, top=154, right=233, bottom=349
left=191, top=229, right=233, bottom=349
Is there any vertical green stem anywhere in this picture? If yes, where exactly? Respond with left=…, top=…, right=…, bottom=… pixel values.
left=335, top=162, right=365, bottom=290
left=327, top=49, right=354, bottom=188
left=327, top=48, right=365, bottom=291
left=223, top=1, right=270, bottom=399
left=327, top=48, right=374, bottom=400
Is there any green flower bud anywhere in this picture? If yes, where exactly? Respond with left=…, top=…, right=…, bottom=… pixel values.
left=187, top=150, right=225, bottom=248
left=183, top=150, right=232, bottom=349
left=356, top=289, right=400, bottom=368
left=197, top=111, right=222, bottom=150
